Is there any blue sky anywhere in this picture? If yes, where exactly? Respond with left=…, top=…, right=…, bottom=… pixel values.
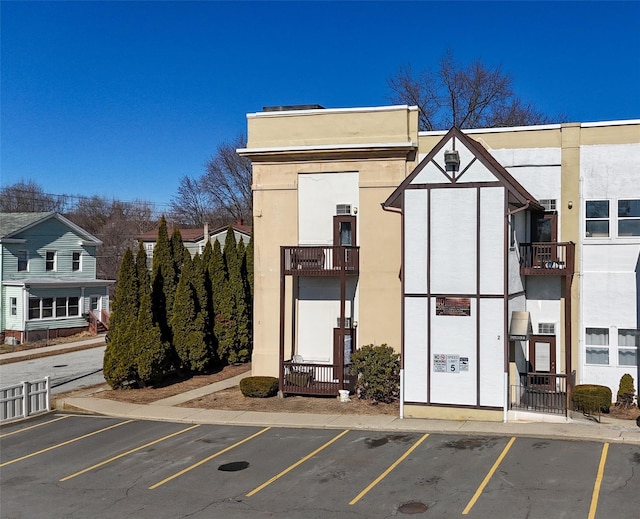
left=2, top=1, right=639, bottom=211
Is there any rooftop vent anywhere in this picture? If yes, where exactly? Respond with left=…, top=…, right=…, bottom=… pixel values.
left=262, top=104, right=325, bottom=112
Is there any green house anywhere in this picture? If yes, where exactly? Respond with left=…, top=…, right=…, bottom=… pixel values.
left=0, top=212, right=113, bottom=344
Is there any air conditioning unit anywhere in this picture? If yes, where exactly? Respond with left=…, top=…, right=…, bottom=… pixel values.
left=4, top=337, right=18, bottom=346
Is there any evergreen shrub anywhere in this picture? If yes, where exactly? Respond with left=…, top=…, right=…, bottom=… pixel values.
left=572, top=384, right=612, bottom=414
left=615, top=374, right=636, bottom=409
left=351, top=344, right=400, bottom=403
left=239, top=376, right=279, bottom=398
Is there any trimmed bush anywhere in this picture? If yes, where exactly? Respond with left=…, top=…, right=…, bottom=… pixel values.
left=239, top=376, right=279, bottom=398
left=573, top=384, right=612, bottom=414
left=351, top=344, right=400, bottom=403
left=615, top=374, right=636, bottom=409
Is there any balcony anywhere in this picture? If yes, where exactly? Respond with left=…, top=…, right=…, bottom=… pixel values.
left=519, top=242, right=575, bottom=277
left=282, top=246, right=359, bottom=276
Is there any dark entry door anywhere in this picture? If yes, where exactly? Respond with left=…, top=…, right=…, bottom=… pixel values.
left=529, top=335, right=556, bottom=388
left=532, top=213, right=558, bottom=267
left=333, top=215, right=356, bottom=268
left=333, top=327, right=354, bottom=381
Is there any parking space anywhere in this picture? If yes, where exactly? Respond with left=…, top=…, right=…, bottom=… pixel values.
left=1, top=413, right=638, bottom=519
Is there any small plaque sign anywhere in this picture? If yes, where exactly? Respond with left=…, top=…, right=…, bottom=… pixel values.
left=436, top=297, right=471, bottom=317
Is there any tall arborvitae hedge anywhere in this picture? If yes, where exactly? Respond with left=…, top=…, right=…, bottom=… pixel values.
left=103, top=248, right=138, bottom=388
left=210, top=239, right=235, bottom=362
left=172, top=249, right=210, bottom=372
left=233, top=237, right=251, bottom=362
left=136, top=291, right=170, bottom=385
left=151, top=216, right=177, bottom=346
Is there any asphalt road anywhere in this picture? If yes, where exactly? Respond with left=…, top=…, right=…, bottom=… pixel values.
left=0, top=346, right=106, bottom=394
left=1, top=414, right=638, bottom=519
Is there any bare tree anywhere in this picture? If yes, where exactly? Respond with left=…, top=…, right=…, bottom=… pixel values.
left=201, top=134, right=252, bottom=223
left=169, top=135, right=252, bottom=226
left=0, top=180, right=69, bottom=212
left=388, top=51, right=555, bottom=131
left=169, top=175, right=217, bottom=227
left=66, top=196, right=157, bottom=289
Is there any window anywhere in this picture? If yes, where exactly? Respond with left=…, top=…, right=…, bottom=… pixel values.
left=145, top=243, right=154, bottom=251
left=45, top=251, right=57, bottom=271
left=585, top=200, right=609, bottom=237
left=618, top=200, right=640, bottom=237
left=29, top=298, right=41, bottom=320
left=42, top=298, right=54, bottom=318
left=10, top=297, right=17, bottom=316
left=28, top=296, right=80, bottom=320
left=68, top=297, right=79, bottom=316
left=539, top=199, right=557, bottom=212
left=18, top=251, right=28, bottom=271
left=72, top=252, right=81, bottom=271
left=538, top=323, right=555, bottom=335
left=585, top=327, right=609, bottom=364
left=90, top=296, right=99, bottom=312
left=618, top=329, right=639, bottom=366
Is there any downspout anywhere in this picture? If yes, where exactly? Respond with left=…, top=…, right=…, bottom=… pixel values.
left=381, top=202, right=404, bottom=419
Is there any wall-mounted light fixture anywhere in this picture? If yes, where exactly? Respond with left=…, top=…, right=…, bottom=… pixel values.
left=444, top=150, right=460, bottom=172
left=568, top=201, right=573, bottom=209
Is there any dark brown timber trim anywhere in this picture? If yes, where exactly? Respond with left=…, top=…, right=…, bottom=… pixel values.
left=406, top=181, right=502, bottom=190
left=476, top=187, right=481, bottom=407
left=426, top=187, right=431, bottom=405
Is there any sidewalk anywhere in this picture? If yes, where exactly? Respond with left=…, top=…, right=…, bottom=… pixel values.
left=54, top=374, right=640, bottom=446
left=0, top=335, right=106, bottom=364
left=5, top=335, right=639, bottom=444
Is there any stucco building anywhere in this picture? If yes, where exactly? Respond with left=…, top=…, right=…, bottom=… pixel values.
left=239, top=105, right=639, bottom=420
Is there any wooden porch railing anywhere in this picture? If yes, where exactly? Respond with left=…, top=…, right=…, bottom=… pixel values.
left=281, top=360, right=356, bottom=396
left=519, top=242, right=575, bottom=276
left=88, top=310, right=109, bottom=335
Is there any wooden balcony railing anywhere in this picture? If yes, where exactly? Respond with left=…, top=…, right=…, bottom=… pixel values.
left=282, top=246, right=359, bottom=276
left=519, top=242, right=575, bottom=276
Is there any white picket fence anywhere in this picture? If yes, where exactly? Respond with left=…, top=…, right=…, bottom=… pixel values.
left=0, top=377, right=50, bottom=422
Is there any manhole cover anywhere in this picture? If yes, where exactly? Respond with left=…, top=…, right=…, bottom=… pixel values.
left=398, top=501, right=428, bottom=514
left=218, top=461, right=249, bottom=472
left=53, top=364, right=68, bottom=368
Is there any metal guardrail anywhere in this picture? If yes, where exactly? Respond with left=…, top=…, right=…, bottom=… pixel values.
left=0, top=377, right=50, bottom=423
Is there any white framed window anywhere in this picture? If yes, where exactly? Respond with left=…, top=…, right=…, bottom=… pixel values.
left=28, top=296, right=80, bottom=320
left=10, top=297, right=17, bottom=316
left=56, top=297, right=67, bottom=317
left=17, top=251, right=29, bottom=271
left=539, top=199, right=557, bottom=212
left=618, top=199, right=640, bottom=237
left=145, top=243, right=154, bottom=251
left=90, top=296, right=100, bottom=313
left=585, top=200, right=609, bottom=237
left=45, top=251, right=57, bottom=271
left=538, top=323, right=555, bottom=335
left=618, top=329, right=639, bottom=366
left=585, top=327, right=609, bottom=364
left=72, top=251, right=81, bottom=271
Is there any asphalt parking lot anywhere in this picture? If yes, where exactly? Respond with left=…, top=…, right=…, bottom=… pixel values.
left=1, top=413, right=638, bottom=519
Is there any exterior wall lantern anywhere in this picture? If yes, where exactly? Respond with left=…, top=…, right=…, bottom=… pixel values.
left=444, top=150, right=460, bottom=172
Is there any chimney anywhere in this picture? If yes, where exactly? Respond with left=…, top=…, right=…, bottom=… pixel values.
left=236, top=217, right=243, bottom=227
left=204, top=222, right=209, bottom=243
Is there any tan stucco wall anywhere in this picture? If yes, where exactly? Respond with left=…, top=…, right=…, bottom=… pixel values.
left=247, top=106, right=418, bottom=149
left=244, top=106, right=419, bottom=377
left=403, top=404, right=504, bottom=422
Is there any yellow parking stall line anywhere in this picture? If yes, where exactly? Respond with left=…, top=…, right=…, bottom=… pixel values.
left=0, top=415, right=70, bottom=438
left=60, top=424, right=201, bottom=482
left=349, top=433, right=429, bottom=506
left=462, top=436, right=516, bottom=515
left=149, top=427, right=271, bottom=490
left=588, top=442, right=609, bottom=519
left=247, top=429, right=350, bottom=497
left=0, top=420, right=134, bottom=468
